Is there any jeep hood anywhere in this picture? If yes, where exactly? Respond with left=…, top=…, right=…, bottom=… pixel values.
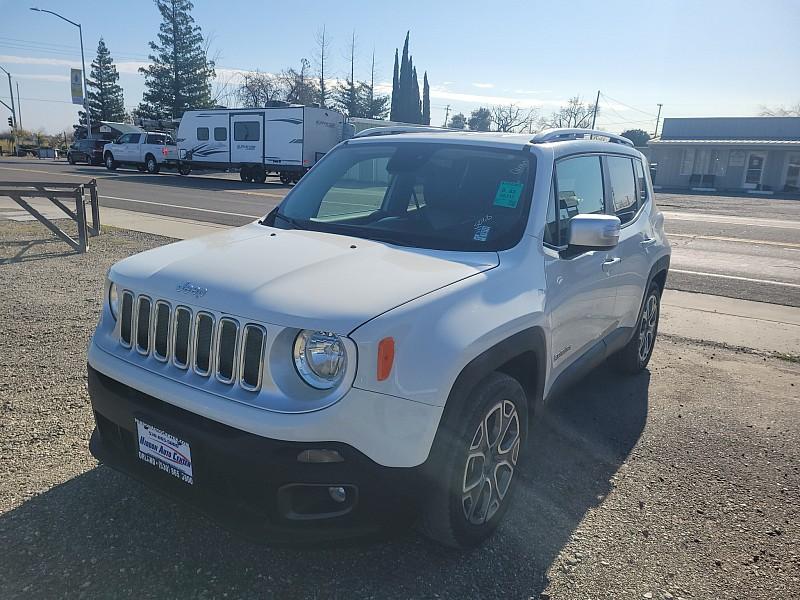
left=110, top=222, right=498, bottom=333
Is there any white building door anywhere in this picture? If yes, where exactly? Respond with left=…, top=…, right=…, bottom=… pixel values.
left=743, top=152, right=766, bottom=190
left=230, top=113, right=263, bottom=165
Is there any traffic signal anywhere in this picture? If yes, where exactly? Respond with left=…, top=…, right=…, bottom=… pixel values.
left=6, top=117, right=11, bottom=128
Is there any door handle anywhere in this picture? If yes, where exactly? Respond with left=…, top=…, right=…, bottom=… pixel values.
left=640, top=237, right=658, bottom=247
left=602, top=257, right=621, bottom=271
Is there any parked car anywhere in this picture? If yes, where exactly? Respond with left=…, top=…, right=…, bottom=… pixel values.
left=103, top=131, right=178, bottom=173
left=87, top=127, right=670, bottom=548
left=67, top=138, right=107, bottom=166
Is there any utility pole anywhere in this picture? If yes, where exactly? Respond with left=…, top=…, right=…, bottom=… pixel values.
left=442, top=104, right=450, bottom=128
left=0, top=64, right=17, bottom=154
left=654, top=103, right=663, bottom=138
left=16, top=81, right=22, bottom=129
left=590, top=90, right=600, bottom=130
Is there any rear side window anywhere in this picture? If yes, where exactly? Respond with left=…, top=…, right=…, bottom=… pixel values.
left=234, top=121, right=260, bottom=141
left=146, top=134, right=166, bottom=145
left=606, top=156, right=638, bottom=224
left=197, top=127, right=209, bottom=141
left=553, top=156, right=605, bottom=245
left=634, top=159, right=649, bottom=205
left=214, top=127, right=227, bottom=141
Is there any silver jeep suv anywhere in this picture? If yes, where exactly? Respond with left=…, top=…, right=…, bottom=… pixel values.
left=88, top=127, right=670, bottom=548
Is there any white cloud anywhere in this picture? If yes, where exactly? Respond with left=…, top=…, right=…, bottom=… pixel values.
left=472, top=82, right=495, bottom=89
left=428, top=86, right=564, bottom=108
left=0, top=54, right=78, bottom=68
left=15, top=73, right=70, bottom=82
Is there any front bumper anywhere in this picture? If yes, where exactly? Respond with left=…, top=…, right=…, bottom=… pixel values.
left=88, top=367, right=425, bottom=542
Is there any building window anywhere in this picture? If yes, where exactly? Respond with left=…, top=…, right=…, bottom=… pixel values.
left=785, top=153, right=800, bottom=192
left=214, top=127, right=227, bottom=141
left=197, top=127, right=209, bottom=141
left=679, top=148, right=695, bottom=176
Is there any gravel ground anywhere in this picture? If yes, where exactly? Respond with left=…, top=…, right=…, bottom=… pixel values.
left=1, top=220, right=798, bottom=599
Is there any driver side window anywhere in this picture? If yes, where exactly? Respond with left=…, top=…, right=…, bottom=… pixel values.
left=552, top=155, right=605, bottom=246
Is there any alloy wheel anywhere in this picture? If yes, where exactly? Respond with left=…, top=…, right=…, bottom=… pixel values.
left=462, top=400, right=521, bottom=525
left=638, top=293, right=659, bottom=363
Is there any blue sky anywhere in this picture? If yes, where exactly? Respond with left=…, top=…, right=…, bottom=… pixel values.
left=1, top=0, right=798, bottom=134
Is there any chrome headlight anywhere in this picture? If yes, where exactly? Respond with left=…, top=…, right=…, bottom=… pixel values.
left=108, top=281, right=119, bottom=321
left=293, top=330, right=347, bottom=390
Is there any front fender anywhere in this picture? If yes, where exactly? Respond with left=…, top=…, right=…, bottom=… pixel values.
left=349, top=236, right=548, bottom=409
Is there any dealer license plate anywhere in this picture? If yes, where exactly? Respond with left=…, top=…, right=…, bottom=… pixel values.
left=135, top=419, right=194, bottom=485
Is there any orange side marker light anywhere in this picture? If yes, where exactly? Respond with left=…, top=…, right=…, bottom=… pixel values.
left=377, top=337, right=395, bottom=381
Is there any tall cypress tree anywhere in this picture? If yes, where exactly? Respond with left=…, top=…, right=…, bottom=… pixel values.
left=137, top=0, right=216, bottom=119
left=390, top=49, right=400, bottom=121
left=422, top=72, right=430, bottom=125
left=411, top=64, right=421, bottom=123
left=390, top=31, right=427, bottom=124
left=86, top=38, right=126, bottom=122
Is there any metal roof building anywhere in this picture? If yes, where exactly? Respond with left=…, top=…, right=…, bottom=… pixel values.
left=648, top=117, right=800, bottom=193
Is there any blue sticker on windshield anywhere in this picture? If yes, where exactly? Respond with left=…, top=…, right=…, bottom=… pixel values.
left=493, top=181, right=523, bottom=208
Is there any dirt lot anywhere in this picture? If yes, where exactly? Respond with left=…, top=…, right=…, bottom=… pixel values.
left=1, top=221, right=798, bottom=599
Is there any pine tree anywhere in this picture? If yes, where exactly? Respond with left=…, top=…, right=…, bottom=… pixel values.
left=86, top=38, right=126, bottom=122
left=137, top=0, right=216, bottom=119
left=397, top=32, right=411, bottom=121
left=422, top=72, right=430, bottom=125
left=390, top=49, right=399, bottom=121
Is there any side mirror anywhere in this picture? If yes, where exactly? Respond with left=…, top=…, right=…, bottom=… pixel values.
left=567, top=214, right=621, bottom=251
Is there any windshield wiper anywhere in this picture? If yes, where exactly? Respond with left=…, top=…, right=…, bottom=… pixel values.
left=268, top=212, right=306, bottom=230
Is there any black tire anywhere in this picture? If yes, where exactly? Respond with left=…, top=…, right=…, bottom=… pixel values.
left=240, top=166, right=252, bottom=182
left=252, top=166, right=267, bottom=184
left=179, top=164, right=192, bottom=176
left=145, top=154, right=160, bottom=174
left=279, top=172, right=291, bottom=185
left=611, top=281, right=662, bottom=374
left=420, top=372, right=528, bottom=548
left=68, top=153, right=76, bottom=165
left=87, top=156, right=94, bottom=166
left=105, top=153, right=117, bottom=170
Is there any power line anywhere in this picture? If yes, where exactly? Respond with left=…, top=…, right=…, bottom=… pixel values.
left=599, top=92, right=657, bottom=117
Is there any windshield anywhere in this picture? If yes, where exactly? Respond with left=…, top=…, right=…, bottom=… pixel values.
left=267, top=141, right=535, bottom=251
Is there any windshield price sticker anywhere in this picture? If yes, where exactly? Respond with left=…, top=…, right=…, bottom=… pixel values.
left=494, top=181, right=524, bottom=208
left=136, top=419, right=194, bottom=485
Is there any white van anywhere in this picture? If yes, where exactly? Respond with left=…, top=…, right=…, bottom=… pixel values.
left=176, top=105, right=345, bottom=183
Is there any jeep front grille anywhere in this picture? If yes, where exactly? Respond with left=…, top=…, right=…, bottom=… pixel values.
left=117, top=291, right=266, bottom=391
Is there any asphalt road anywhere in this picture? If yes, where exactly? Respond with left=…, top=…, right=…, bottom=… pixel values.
left=1, top=158, right=798, bottom=306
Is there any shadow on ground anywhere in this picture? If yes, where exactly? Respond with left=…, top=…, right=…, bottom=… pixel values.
left=0, top=237, right=78, bottom=265
left=0, top=369, right=649, bottom=599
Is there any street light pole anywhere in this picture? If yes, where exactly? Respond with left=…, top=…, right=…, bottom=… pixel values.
left=30, top=7, right=92, bottom=138
left=0, top=64, right=17, bottom=154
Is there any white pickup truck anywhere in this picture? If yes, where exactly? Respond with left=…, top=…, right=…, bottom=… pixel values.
left=103, top=131, right=179, bottom=174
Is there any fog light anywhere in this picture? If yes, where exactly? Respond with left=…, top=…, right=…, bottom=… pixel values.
left=328, top=486, right=347, bottom=503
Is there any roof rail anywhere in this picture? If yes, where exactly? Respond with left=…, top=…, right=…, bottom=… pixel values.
left=531, top=128, right=634, bottom=147
left=353, top=125, right=448, bottom=138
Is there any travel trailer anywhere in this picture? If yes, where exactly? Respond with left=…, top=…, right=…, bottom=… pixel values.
left=176, top=105, right=345, bottom=183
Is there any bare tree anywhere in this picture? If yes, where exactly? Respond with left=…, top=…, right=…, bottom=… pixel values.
left=314, top=26, right=331, bottom=108
left=236, top=71, right=281, bottom=107
left=760, top=102, right=800, bottom=117
left=491, top=104, right=538, bottom=133
left=541, top=96, right=596, bottom=129
left=280, top=58, right=318, bottom=106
